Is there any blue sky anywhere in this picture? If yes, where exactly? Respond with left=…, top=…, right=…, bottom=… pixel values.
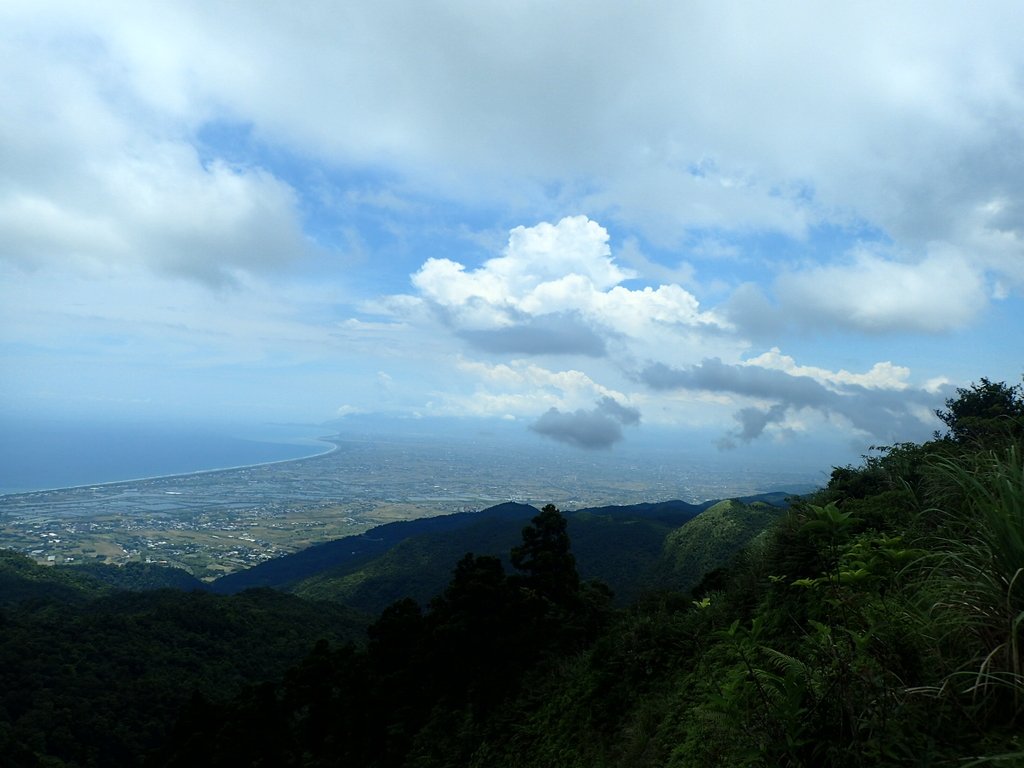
left=2, top=1, right=1023, bottom=466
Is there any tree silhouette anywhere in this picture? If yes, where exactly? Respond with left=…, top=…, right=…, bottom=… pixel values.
left=510, top=504, right=581, bottom=604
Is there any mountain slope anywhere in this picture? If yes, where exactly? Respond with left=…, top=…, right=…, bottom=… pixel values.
left=212, top=494, right=795, bottom=612
left=68, top=560, right=206, bottom=591
left=284, top=498, right=780, bottom=612
left=210, top=502, right=538, bottom=594
left=654, top=498, right=789, bottom=592
left=0, top=550, right=110, bottom=605
left=288, top=500, right=710, bottom=612
left=0, top=554, right=366, bottom=767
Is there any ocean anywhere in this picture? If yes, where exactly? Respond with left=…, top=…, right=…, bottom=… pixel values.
left=0, top=419, right=334, bottom=495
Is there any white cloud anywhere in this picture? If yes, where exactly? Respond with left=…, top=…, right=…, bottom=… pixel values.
left=412, top=216, right=635, bottom=326
left=744, top=348, right=911, bottom=390
left=455, top=358, right=627, bottom=407
left=408, top=216, right=725, bottom=359
left=437, top=357, right=649, bottom=427
left=0, top=11, right=310, bottom=285
left=7, top=2, right=1024, bottom=298
left=774, top=247, right=989, bottom=333
left=6, top=2, right=1024, bottom=289
left=2, top=132, right=309, bottom=283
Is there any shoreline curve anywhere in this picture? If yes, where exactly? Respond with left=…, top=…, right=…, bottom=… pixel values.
left=0, top=435, right=341, bottom=498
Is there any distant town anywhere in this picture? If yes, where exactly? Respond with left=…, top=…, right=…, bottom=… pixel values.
left=0, top=433, right=820, bottom=580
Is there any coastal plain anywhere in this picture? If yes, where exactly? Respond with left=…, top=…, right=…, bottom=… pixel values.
left=0, top=432, right=817, bottom=580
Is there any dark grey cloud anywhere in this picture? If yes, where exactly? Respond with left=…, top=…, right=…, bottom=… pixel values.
left=530, top=396, right=641, bottom=450
left=642, top=358, right=832, bottom=407
left=458, top=312, right=607, bottom=357
left=641, top=358, right=951, bottom=447
left=735, top=403, right=788, bottom=441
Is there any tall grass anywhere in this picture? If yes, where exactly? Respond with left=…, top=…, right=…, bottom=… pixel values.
left=919, top=445, right=1024, bottom=714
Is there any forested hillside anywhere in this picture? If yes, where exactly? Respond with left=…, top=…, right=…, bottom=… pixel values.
left=282, top=498, right=712, bottom=611
left=0, top=560, right=365, bottom=766
left=213, top=495, right=790, bottom=612
left=2, top=377, right=1022, bottom=766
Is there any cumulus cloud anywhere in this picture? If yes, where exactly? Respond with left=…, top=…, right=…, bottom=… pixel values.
left=411, top=216, right=632, bottom=326
left=641, top=356, right=949, bottom=446
left=743, top=348, right=911, bottom=390
left=406, top=216, right=725, bottom=363
left=397, top=215, right=981, bottom=450
left=530, top=396, right=641, bottom=450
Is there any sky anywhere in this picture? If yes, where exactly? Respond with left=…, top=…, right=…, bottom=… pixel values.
left=2, top=1, right=1023, bottom=467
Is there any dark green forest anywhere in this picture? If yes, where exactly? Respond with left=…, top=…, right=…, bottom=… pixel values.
left=2, top=377, right=1023, bottom=766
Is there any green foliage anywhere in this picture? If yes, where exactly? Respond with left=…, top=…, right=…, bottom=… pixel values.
left=154, top=504, right=610, bottom=768
left=0, top=561, right=362, bottom=766
left=0, top=550, right=110, bottom=605
left=288, top=500, right=707, bottom=611
left=511, top=503, right=581, bottom=603
left=913, top=444, right=1024, bottom=718
left=657, top=498, right=786, bottom=592
left=936, top=377, right=1024, bottom=445
left=67, top=560, right=206, bottom=591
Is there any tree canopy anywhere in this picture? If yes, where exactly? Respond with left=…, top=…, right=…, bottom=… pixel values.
left=936, top=376, right=1024, bottom=444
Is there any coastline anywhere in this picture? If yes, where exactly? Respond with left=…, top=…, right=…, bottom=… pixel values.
left=0, top=434, right=340, bottom=498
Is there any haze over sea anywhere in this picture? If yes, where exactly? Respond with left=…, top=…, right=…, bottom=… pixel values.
left=0, top=419, right=332, bottom=495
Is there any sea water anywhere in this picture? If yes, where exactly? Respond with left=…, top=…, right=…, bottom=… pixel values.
left=0, top=418, right=333, bottom=495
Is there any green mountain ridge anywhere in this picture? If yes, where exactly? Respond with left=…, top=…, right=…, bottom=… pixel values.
left=214, top=493, right=794, bottom=613
left=655, top=498, right=789, bottom=593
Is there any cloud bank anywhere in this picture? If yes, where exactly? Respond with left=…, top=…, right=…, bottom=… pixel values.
left=727, top=247, right=991, bottom=336
left=641, top=357, right=948, bottom=447
left=5, top=3, right=1024, bottom=303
